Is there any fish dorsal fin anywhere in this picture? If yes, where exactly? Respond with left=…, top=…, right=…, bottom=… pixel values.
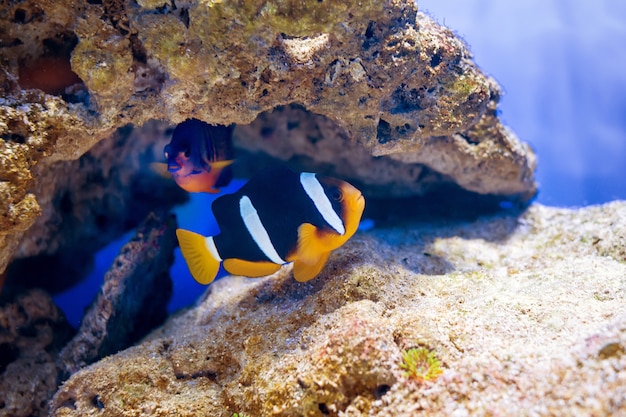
left=149, top=162, right=172, bottom=179
left=223, top=259, right=281, bottom=278
left=176, top=229, right=221, bottom=284
left=293, top=251, right=331, bottom=282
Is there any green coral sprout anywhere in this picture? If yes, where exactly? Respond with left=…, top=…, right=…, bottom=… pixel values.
left=400, top=347, right=443, bottom=382
left=232, top=414, right=249, bottom=417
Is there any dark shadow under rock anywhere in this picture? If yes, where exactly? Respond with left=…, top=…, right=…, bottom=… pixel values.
left=363, top=182, right=530, bottom=227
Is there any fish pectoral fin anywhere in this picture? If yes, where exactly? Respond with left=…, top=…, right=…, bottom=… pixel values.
left=294, top=223, right=336, bottom=281
left=209, top=159, right=234, bottom=170
left=293, top=251, right=331, bottom=282
left=176, top=229, right=220, bottom=285
left=203, top=186, right=221, bottom=194
left=296, top=223, right=331, bottom=264
left=223, top=259, right=281, bottom=278
left=149, top=162, right=172, bottom=179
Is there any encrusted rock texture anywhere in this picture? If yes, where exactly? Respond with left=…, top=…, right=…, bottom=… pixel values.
left=1, top=0, right=536, bottom=275
left=2, top=120, right=186, bottom=291
left=233, top=104, right=450, bottom=198
left=49, top=202, right=626, bottom=417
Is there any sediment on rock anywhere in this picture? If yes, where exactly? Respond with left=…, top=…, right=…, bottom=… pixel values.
left=49, top=202, right=626, bottom=417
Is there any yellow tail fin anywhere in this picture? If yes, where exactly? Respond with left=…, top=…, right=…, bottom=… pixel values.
left=176, top=229, right=220, bottom=285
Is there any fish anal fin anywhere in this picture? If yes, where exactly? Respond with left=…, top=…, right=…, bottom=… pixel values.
left=176, top=229, right=220, bottom=285
left=293, top=251, right=331, bottom=282
left=223, top=259, right=281, bottom=278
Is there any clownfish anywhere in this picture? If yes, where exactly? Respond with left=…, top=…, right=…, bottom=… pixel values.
left=176, top=167, right=366, bottom=284
left=153, top=118, right=234, bottom=193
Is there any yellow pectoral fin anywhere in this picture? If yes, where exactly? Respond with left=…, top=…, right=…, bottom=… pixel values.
left=293, top=251, right=331, bottom=282
left=296, top=223, right=331, bottom=264
left=223, top=259, right=281, bottom=278
left=209, top=159, right=234, bottom=170
left=176, top=229, right=220, bottom=285
left=149, top=162, right=172, bottom=179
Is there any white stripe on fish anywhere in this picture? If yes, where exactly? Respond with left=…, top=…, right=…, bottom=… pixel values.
left=300, top=172, right=345, bottom=235
left=239, top=195, right=286, bottom=264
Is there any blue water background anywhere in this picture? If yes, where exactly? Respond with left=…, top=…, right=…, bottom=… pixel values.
left=419, top=0, right=626, bottom=206
left=54, top=2, right=626, bottom=326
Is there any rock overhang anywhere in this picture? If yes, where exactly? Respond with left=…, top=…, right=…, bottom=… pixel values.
left=0, top=0, right=536, bottom=274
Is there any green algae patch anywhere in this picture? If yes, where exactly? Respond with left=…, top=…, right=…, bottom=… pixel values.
left=136, top=0, right=171, bottom=9
left=71, top=14, right=134, bottom=108
left=138, top=14, right=215, bottom=84
left=71, top=40, right=132, bottom=96
left=194, top=0, right=383, bottom=41
left=400, top=347, right=443, bottom=383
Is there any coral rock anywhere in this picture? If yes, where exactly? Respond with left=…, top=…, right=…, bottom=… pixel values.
left=49, top=202, right=626, bottom=416
left=3, top=121, right=186, bottom=291
left=1, top=0, right=536, bottom=276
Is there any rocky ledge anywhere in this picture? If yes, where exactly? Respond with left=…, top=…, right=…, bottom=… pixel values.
left=1, top=0, right=536, bottom=276
left=49, top=201, right=626, bottom=416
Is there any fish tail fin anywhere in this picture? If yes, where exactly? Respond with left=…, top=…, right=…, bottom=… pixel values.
left=176, top=229, right=220, bottom=285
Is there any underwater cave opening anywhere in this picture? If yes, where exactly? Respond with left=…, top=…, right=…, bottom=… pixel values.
left=48, top=176, right=518, bottom=328
left=50, top=179, right=247, bottom=328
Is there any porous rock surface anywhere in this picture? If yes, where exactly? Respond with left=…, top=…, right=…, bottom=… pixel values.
left=1, top=0, right=536, bottom=275
left=233, top=104, right=449, bottom=198
left=2, top=120, right=186, bottom=291
left=50, top=202, right=626, bottom=416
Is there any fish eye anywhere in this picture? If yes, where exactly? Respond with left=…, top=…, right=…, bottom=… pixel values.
left=331, top=188, right=343, bottom=201
left=163, top=144, right=171, bottom=158
left=183, top=147, right=190, bottom=157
